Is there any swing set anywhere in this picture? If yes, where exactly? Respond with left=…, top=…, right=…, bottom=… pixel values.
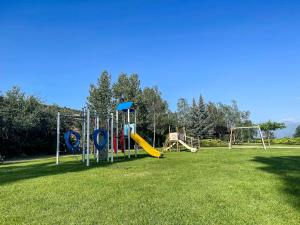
left=229, top=125, right=267, bottom=150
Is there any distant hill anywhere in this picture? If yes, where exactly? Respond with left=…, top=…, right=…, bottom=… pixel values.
left=275, top=121, right=300, bottom=138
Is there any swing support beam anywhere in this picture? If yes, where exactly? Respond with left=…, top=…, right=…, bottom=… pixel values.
left=229, top=125, right=266, bottom=150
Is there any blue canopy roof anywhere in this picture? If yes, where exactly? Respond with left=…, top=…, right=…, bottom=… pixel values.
left=116, top=101, right=135, bottom=112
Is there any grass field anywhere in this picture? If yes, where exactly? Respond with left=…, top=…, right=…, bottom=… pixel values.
left=1, top=147, right=300, bottom=225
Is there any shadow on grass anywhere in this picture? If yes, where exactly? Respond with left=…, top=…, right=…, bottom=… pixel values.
left=252, top=156, right=300, bottom=209
left=0, top=153, right=156, bottom=186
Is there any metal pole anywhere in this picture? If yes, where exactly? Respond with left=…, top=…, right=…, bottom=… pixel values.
left=110, top=113, right=114, bottom=163
left=56, top=112, right=60, bottom=165
left=82, top=108, right=86, bottom=163
left=128, top=109, right=130, bottom=159
left=123, top=113, right=125, bottom=158
left=134, top=110, right=137, bottom=158
left=87, top=108, right=90, bottom=166
left=134, top=110, right=137, bottom=134
left=107, top=116, right=110, bottom=162
left=94, top=111, right=97, bottom=159
left=96, top=115, right=99, bottom=163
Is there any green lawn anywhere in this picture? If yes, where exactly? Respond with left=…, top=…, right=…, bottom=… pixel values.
left=1, top=147, right=299, bottom=225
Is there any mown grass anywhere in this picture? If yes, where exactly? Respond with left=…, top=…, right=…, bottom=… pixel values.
left=0, top=147, right=299, bottom=225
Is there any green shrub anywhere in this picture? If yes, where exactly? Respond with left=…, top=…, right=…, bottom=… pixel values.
left=200, top=139, right=228, bottom=147
left=255, top=137, right=300, bottom=145
left=271, top=137, right=300, bottom=145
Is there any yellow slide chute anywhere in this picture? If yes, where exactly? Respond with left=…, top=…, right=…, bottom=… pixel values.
left=130, top=133, right=162, bottom=158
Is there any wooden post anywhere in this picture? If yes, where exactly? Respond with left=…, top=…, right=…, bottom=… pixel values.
left=229, top=127, right=233, bottom=150
left=258, top=126, right=267, bottom=150
left=153, top=102, right=156, bottom=148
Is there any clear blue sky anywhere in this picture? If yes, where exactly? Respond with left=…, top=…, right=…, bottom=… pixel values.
left=1, top=0, right=300, bottom=123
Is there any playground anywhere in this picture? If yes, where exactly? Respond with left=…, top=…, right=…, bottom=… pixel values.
left=56, top=101, right=162, bottom=168
left=1, top=147, right=299, bottom=225
left=1, top=94, right=300, bottom=225
left=2, top=1, right=300, bottom=224
left=1, top=99, right=300, bottom=225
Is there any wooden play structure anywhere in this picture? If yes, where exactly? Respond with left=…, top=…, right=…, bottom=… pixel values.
left=164, top=127, right=199, bottom=153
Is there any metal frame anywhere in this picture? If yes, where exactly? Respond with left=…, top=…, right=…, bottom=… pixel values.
left=114, top=105, right=138, bottom=160
left=127, top=109, right=131, bottom=159
left=56, top=102, right=138, bottom=166
left=56, top=112, right=60, bottom=165
left=56, top=107, right=110, bottom=167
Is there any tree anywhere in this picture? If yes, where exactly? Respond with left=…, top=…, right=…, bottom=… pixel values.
left=87, top=71, right=112, bottom=125
left=198, top=95, right=214, bottom=138
left=221, top=100, right=249, bottom=128
left=294, top=125, right=300, bottom=138
left=177, top=98, right=190, bottom=128
left=127, top=73, right=142, bottom=103
left=260, top=121, right=286, bottom=146
left=188, top=95, right=213, bottom=139
left=188, top=98, right=199, bottom=137
left=0, top=86, right=80, bottom=158
left=141, top=86, right=169, bottom=147
left=207, top=102, right=227, bottom=139
left=112, top=73, right=129, bottom=102
left=112, top=73, right=142, bottom=103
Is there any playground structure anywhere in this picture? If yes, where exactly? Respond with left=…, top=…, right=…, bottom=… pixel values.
left=116, top=101, right=162, bottom=158
left=164, top=127, right=199, bottom=153
left=229, top=125, right=267, bottom=150
left=56, top=108, right=112, bottom=166
left=56, top=101, right=162, bottom=166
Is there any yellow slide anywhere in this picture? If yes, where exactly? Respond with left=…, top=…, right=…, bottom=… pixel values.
left=130, top=133, right=162, bottom=158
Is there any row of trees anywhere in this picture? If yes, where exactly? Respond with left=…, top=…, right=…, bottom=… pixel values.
left=177, top=97, right=252, bottom=139
left=259, top=121, right=286, bottom=145
left=87, top=71, right=259, bottom=144
left=294, top=125, right=300, bottom=137
left=1, top=70, right=292, bottom=158
left=87, top=71, right=170, bottom=147
left=0, top=87, right=79, bottom=158
left=87, top=71, right=257, bottom=144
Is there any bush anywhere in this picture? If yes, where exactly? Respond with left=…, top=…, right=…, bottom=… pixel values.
left=0, top=87, right=81, bottom=158
left=200, top=139, right=228, bottom=147
left=256, top=137, right=300, bottom=145
left=271, top=137, right=300, bottom=145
